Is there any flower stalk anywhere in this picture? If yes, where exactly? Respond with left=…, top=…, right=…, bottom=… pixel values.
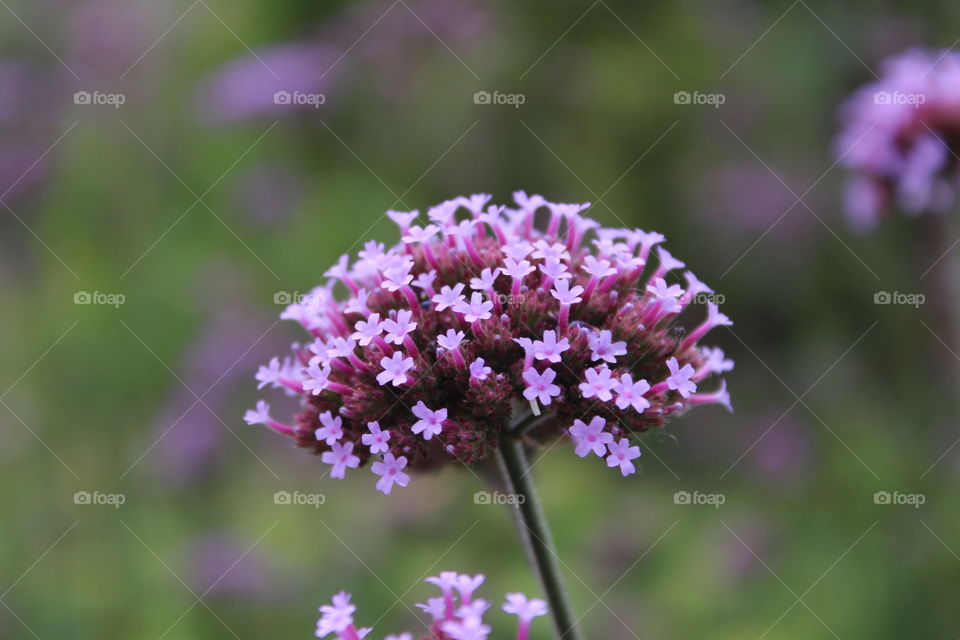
left=496, top=427, right=583, bottom=640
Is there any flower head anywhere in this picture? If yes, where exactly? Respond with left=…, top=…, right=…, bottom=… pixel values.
left=249, top=195, right=733, bottom=493
left=835, top=48, right=960, bottom=229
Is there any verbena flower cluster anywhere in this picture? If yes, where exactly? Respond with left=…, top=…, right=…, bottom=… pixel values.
left=246, top=193, right=733, bottom=493
left=315, top=571, right=547, bottom=640
left=836, top=48, right=960, bottom=230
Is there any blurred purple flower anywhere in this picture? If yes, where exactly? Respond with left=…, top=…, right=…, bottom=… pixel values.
left=199, top=43, right=343, bottom=123
left=65, top=0, right=161, bottom=78
left=836, top=48, right=960, bottom=230
left=198, top=0, right=494, bottom=123
left=148, top=264, right=286, bottom=483
left=693, top=162, right=816, bottom=244
left=0, top=60, right=62, bottom=206
left=185, top=533, right=275, bottom=597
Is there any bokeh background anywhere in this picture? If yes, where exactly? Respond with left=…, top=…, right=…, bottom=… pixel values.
left=2, top=0, right=959, bottom=638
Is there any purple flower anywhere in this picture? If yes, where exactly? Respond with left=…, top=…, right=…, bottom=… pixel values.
left=588, top=329, right=627, bottom=364
left=532, top=330, right=570, bottom=363
left=503, top=592, right=548, bottom=640
left=606, top=438, right=641, bottom=476
left=522, top=367, right=561, bottom=406
left=351, top=313, right=382, bottom=346
left=303, top=364, right=331, bottom=396
left=550, top=278, right=583, bottom=305
left=454, top=292, right=494, bottom=323
left=316, top=591, right=356, bottom=637
left=244, top=400, right=271, bottom=426
left=665, top=357, right=697, bottom=398
left=470, top=267, right=499, bottom=291
left=315, top=411, right=344, bottom=445
left=249, top=195, right=734, bottom=493
left=361, top=421, right=391, bottom=454
left=469, top=357, right=492, bottom=381
left=438, top=329, right=466, bottom=351
left=382, top=309, right=417, bottom=345
left=371, top=453, right=409, bottom=495
left=377, top=352, right=415, bottom=387
left=433, top=283, right=466, bottom=311
left=321, top=441, right=360, bottom=479
left=411, top=401, right=448, bottom=440
left=579, top=366, right=616, bottom=401
left=569, top=416, right=613, bottom=458
left=835, top=48, right=960, bottom=229
left=613, top=374, right=652, bottom=413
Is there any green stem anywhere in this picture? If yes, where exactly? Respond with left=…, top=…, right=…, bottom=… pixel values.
left=496, top=432, right=583, bottom=640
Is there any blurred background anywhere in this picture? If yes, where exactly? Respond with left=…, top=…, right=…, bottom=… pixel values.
left=1, top=0, right=958, bottom=638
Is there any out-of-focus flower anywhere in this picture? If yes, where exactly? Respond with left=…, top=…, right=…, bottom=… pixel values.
left=315, top=571, right=546, bottom=640
left=0, top=60, right=62, bottom=207
left=836, top=48, right=960, bottom=230
left=65, top=0, right=160, bottom=78
left=199, top=0, right=495, bottom=123
left=185, top=532, right=276, bottom=598
left=247, top=194, right=733, bottom=493
left=200, top=42, right=343, bottom=123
